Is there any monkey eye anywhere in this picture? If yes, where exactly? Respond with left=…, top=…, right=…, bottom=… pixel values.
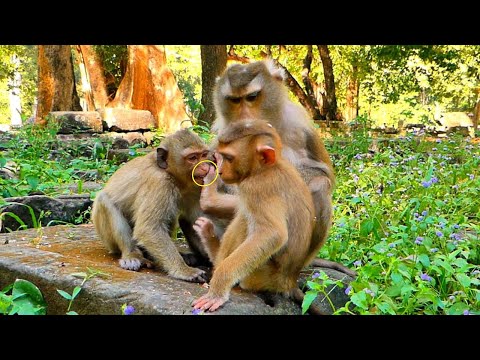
left=187, top=155, right=197, bottom=162
left=245, top=91, right=260, bottom=102
left=201, top=151, right=209, bottom=159
left=226, top=96, right=241, bottom=104
left=222, top=154, right=234, bottom=162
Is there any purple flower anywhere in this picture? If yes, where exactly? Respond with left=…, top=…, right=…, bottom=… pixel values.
left=430, top=248, right=439, bottom=253
left=453, top=224, right=460, bottom=229
left=123, top=305, right=135, bottom=315
left=421, top=180, right=432, bottom=188
left=463, top=310, right=470, bottom=315
left=364, top=289, right=375, bottom=297
left=388, top=243, right=396, bottom=248
left=312, top=272, right=320, bottom=279
left=354, top=154, right=362, bottom=160
left=449, top=295, right=455, bottom=301
left=415, top=237, right=424, bottom=245
left=420, top=273, right=432, bottom=282
left=421, top=210, right=428, bottom=216
left=435, top=231, right=443, bottom=237
left=436, top=139, right=442, bottom=143
left=449, top=233, right=461, bottom=241
left=469, top=174, right=474, bottom=180
left=353, top=260, right=362, bottom=267
left=353, top=174, right=359, bottom=183
left=417, top=216, right=424, bottom=221
left=345, top=285, right=352, bottom=295
left=453, top=185, right=459, bottom=190
left=431, top=177, right=438, bottom=184
left=192, top=308, right=202, bottom=315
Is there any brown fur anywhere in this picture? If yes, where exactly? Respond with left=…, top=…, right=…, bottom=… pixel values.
left=92, top=129, right=210, bottom=282
left=192, top=120, right=320, bottom=312
left=203, top=60, right=355, bottom=278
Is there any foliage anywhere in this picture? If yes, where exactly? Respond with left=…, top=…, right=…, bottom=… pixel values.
left=304, top=129, right=480, bottom=315
left=0, top=279, right=47, bottom=315
left=57, top=267, right=111, bottom=315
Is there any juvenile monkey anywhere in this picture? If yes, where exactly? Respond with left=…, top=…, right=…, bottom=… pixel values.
left=199, top=59, right=355, bottom=277
left=92, top=129, right=210, bottom=282
left=192, top=119, right=323, bottom=313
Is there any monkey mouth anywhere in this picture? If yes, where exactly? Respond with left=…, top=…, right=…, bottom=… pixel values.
left=194, top=175, right=205, bottom=184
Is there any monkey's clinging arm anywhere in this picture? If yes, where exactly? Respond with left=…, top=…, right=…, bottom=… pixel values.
left=193, top=217, right=220, bottom=263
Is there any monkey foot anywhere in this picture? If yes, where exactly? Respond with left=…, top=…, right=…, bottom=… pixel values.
left=119, top=256, right=153, bottom=271
left=171, top=267, right=208, bottom=283
left=192, top=292, right=228, bottom=312
left=193, top=217, right=216, bottom=244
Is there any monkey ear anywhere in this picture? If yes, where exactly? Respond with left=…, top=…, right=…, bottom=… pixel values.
left=157, top=147, right=169, bottom=169
left=265, top=59, right=286, bottom=82
left=257, top=145, right=276, bottom=166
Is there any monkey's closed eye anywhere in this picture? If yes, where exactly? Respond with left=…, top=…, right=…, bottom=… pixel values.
left=245, top=91, right=260, bottom=102
left=187, top=155, right=197, bottom=162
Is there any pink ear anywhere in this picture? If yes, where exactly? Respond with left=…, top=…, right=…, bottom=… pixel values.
left=258, top=146, right=276, bottom=165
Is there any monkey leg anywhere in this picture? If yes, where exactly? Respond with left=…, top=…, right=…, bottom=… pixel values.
left=192, top=217, right=220, bottom=264
left=92, top=192, right=149, bottom=271
left=307, top=176, right=356, bottom=278
left=133, top=224, right=208, bottom=283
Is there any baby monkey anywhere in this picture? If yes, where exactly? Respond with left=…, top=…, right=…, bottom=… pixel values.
left=192, top=119, right=324, bottom=313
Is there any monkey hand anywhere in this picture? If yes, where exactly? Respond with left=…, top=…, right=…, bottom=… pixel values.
left=203, top=164, right=217, bottom=186
left=171, top=266, right=208, bottom=283
left=192, top=291, right=229, bottom=312
left=193, top=217, right=218, bottom=244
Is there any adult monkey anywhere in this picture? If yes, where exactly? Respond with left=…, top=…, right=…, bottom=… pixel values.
left=198, top=59, right=356, bottom=277
left=92, top=129, right=210, bottom=282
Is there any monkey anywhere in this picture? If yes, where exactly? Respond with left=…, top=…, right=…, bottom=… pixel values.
left=198, top=59, right=356, bottom=278
left=91, top=129, right=211, bottom=283
left=192, top=119, right=328, bottom=313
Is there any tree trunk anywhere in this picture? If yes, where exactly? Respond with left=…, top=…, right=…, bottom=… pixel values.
left=345, top=65, right=359, bottom=122
left=200, top=45, right=227, bottom=125
left=302, top=45, right=322, bottom=120
left=9, top=54, right=22, bottom=127
left=317, top=45, right=338, bottom=121
left=272, top=59, right=320, bottom=120
left=73, top=46, right=95, bottom=111
left=108, top=45, right=189, bottom=133
left=474, top=97, right=479, bottom=137
left=76, top=45, right=109, bottom=110
left=36, top=45, right=82, bottom=124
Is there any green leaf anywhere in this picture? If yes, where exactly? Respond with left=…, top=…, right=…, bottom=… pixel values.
left=377, top=301, right=396, bottom=315
left=385, top=284, right=403, bottom=297
left=70, top=272, right=88, bottom=279
left=372, top=242, right=387, bottom=254
left=391, top=272, right=403, bottom=284
left=25, top=176, right=39, bottom=190
left=446, top=302, right=469, bottom=315
left=360, top=219, right=374, bottom=237
left=12, top=279, right=45, bottom=306
left=417, top=254, right=430, bottom=267
left=71, top=286, right=82, bottom=300
left=400, top=284, right=415, bottom=297
left=302, top=290, right=318, bottom=315
left=66, top=311, right=78, bottom=315
left=455, top=273, right=471, bottom=288
left=0, top=157, right=6, bottom=168
left=0, top=292, right=12, bottom=314
left=434, top=259, right=454, bottom=274
left=56, top=289, right=72, bottom=300
left=351, top=291, right=368, bottom=310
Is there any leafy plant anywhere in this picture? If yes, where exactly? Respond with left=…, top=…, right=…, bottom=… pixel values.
left=0, top=279, right=47, bottom=315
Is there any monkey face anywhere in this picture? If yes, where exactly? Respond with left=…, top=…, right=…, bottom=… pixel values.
left=217, top=140, right=252, bottom=184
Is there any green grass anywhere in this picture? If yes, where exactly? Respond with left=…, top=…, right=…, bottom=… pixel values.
left=313, top=131, right=480, bottom=315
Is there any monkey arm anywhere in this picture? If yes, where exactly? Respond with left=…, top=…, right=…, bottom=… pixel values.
left=200, top=183, right=238, bottom=219
left=208, top=211, right=288, bottom=298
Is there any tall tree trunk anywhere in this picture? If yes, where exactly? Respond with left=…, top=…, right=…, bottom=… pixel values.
left=200, top=45, right=227, bottom=125
left=473, top=97, right=479, bottom=138
left=36, top=45, right=82, bottom=124
left=73, top=46, right=95, bottom=111
left=75, top=45, right=109, bottom=111
left=108, top=45, right=189, bottom=132
left=317, top=45, right=338, bottom=121
left=302, top=45, right=322, bottom=120
left=9, top=54, right=22, bottom=127
left=345, top=65, right=359, bottom=122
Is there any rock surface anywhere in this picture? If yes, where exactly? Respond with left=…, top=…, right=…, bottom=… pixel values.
left=50, top=111, right=103, bottom=134
left=102, top=108, right=156, bottom=132
left=1, top=195, right=92, bottom=232
left=0, top=225, right=354, bottom=315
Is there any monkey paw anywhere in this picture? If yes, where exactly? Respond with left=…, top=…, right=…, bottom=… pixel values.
left=172, top=266, right=208, bottom=283
left=119, top=257, right=143, bottom=271
left=193, top=217, right=216, bottom=244
left=192, top=292, right=229, bottom=312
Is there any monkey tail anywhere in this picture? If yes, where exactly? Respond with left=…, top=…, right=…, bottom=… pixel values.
left=291, top=287, right=327, bottom=316
left=309, top=259, right=357, bottom=278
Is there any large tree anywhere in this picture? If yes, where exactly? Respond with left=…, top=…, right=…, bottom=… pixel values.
left=317, top=45, right=338, bottom=121
left=199, top=45, right=227, bottom=125
left=36, top=45, right=81, bottom=124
